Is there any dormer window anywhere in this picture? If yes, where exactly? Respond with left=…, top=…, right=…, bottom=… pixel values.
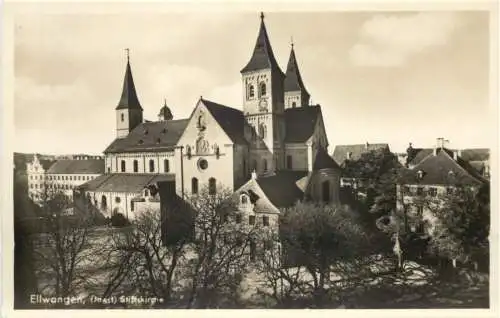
left=138, top=139, right=144, bottom=145
left=144, top=129, right=149, bottom=135
left=417, top=170, right=424, bottom=179
left=240, top=194, right=249, bottom=205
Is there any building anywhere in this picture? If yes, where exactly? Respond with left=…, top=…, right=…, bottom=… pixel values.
left=397, top=139, right=488, bottom=235
left=77, top=12, right=341, bottom=220
left=405, top=139, right=490, bottom=179
left=27, top=154, right=104, bottom=203
left=332, top=142, right=390, bottom=188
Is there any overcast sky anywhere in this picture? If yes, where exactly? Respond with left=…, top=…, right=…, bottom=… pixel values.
left=14, top=10, right=493, bottom=155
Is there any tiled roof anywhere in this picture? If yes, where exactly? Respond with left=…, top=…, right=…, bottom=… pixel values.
left=240, top=15, right=284, bottom=76
left=399, top=148, right=486, bottom=186
left=116, top=60, right=142, bottom=110
left=256, top=171, right=308, bottom=209
left=46, top=159, right=104, bottom=174
left=313, top=147, right=341, bottom=170
left=78, top=173, right=175, bottom=193
left=201, top=99, right=248, bottom=145
left=284, top=46, right=309, bottom=95
left=332, top=143, right=390, bottom=166
left=104, top=119, right=189, bottom=153
left=459, top=148, right=489, bottom=162
left=284, top=105, right=321, bottom=143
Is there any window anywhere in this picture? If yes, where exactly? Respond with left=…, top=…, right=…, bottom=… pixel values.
left=164, top=159, right=170, bottom=173
left=249, top=215, right=256, bottom=225
left=253, top=159, right=258, bottom=171
left=292, top=101, right=297, bottom=108
left=403, top=186, right=411, bottom=194
left=259, top=82, right=267, bottom=97
left=30, top=184, right=33, bottom=189
left=417, top=205, right=424, bottom=216
left=101, top=195, right=107, bottom=210
left=428, top=187, right=437, bottom=197
left=131, top=201, right=135, bottom=212
left=121, top=160, right=126, bottom=172
left=133, top=160, right=138, bottom=172
left=209, top=178, right=216, bottom=195
left=416, top=187, right=424, bottom=196
left=241, top=195, right=248, bottom=204
left=115, top=197, right=121, bottom=203
left=236, top=214, right=242, bottom=224
left=191, top=178, right=199, bottom=194
left=446, top=187, right=454, bottom=195
left=263, top=216, right=269, bottom=227
left=149, top=159, right=155, bottom=172
left=35, top=184, right=38, bottom=189
left=121, top=113, right=124, bottom=122
left=107, top=167, right=111, bottom=173
left=263, top=159, right=267, bottom=172
left=286, top=155, right=293, bottom=169
left=248, top=85, right=255, bottom=99
left=144, top=189, right=149, bottom=197
left=258, top=123, right=266, bottom=139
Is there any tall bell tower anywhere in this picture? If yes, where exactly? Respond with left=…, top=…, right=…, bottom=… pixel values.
left=116, top=49, right=143, bottom=138
left=241, top=12, right=285, bottom=174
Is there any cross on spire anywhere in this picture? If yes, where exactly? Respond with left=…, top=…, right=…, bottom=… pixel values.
left=291, top=36, right=294, bottom=48
left=125, top=48, right=130, bottom=62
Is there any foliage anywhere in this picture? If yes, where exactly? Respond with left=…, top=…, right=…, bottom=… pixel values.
left=111, top=212, right=130, bottom=227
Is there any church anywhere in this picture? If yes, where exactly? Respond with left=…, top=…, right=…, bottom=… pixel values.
left=77, top=12, right=341, bottom=220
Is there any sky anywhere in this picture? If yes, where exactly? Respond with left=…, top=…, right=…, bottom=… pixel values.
left=13, top=9, right=494, bottom=155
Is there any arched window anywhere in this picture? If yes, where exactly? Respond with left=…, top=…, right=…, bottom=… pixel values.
left=259, top=82, right=267, bottom=97
left=258, top=123, right=266, bottom=139
left=121, top=160, right=126, bottom=172
left=262, top=159, right=268, bottom=172
left=144, top=189, right=149, bottom=197
left=164, top=159, right=170, bottom=173
left=121, top=113, right=124, bottom=122
left=292, top=101, right=297, bottom=108
left=192, top=177, right=199, bottom=194
left=101, top=195, right=107, bottom=211
left=209, top=178, right=216, bottom=195
left=133, top=160, right=138, bottom=172
left=131, top=200, right=135, bottom=212
left=115, top=196, right=121, bottom=203
left=248, top=85, right=255, bottom=99
left=149, top=159, right=155, bottom=172
left=241, top=194, right=248, bottom=204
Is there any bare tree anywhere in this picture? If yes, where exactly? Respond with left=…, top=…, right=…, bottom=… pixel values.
left=33, top=186, right=94, bottom=302
left=183, top=185, right=257, bottom=308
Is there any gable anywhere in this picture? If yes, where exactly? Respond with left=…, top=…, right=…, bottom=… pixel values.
left=235, top=179, right=280, bottom=214
left=176, top=99, right=235, bottom=152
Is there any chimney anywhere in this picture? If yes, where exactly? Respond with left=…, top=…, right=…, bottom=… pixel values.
left=365, top=142, right=369, bottom=149
left=453, top=151, right=459, bottom=161
left=346, top=152, right=352, bottom=160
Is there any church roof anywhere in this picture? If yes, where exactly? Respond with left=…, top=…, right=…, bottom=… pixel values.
left=284, top=46, right=309, bottom=95
left=332, top=143, right=390, bottom=166
left=46, top=159, right=105, bottom=174
left=398, top=148, right=486, bottom=186
left=284, top=105, right=321, bottom=143
left=201, top=98, right=248, bottom=145
left=77, top=173, right=175, bottom=193
left=256, top=171, right=308, bottom=209
left=313, top=147, right=341, bottom=170
left=116, top=60, right=143, bottom=110
left=240, top=13, right=284, bottom=76
left=104, top=119, right=189, bottom=153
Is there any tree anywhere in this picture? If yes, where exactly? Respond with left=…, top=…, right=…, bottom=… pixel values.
left=427, top=183, right=490, bottom=270
left=32, top=187, right=94, bottom=302
left=183, top=185, right=257, bottom=308
left=278, top=202, right=378, bottom=307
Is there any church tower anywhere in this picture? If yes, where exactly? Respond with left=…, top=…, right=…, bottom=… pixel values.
left=284, top=42, right=310, bottom=108
left=241, top=12, right=285, bottom=174
left=116, top=51, right=143, bottom=138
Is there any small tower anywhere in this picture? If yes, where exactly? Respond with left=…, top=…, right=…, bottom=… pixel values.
left=158, top=99, right=173, bottom=121
left=116, top=49, right=143, bottom=138
left=284, top=40, right=310, bottom=109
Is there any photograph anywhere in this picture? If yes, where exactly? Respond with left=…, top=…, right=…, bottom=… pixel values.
left=4, top=2, right=496, bottom=314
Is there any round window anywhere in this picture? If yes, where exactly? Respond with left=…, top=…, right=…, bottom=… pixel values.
left=198, top=158, right=208, bottom=171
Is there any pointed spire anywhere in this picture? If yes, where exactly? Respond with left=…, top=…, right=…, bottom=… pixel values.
left=241, top=12, right=284, bottom=75
left=284, top=41, right=309, bottom=96
left=116, top=49, right=143, bottom=110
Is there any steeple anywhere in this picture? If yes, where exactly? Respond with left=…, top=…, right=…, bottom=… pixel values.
left=284, top=42, right=310, bottom=108
left=158, top=99, right=173, bottom=121
left=115, top=49, right=144, bottom=138
left=240, top=12, right=284, bottom=75
left=116, top=50, right=143, bottom=110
